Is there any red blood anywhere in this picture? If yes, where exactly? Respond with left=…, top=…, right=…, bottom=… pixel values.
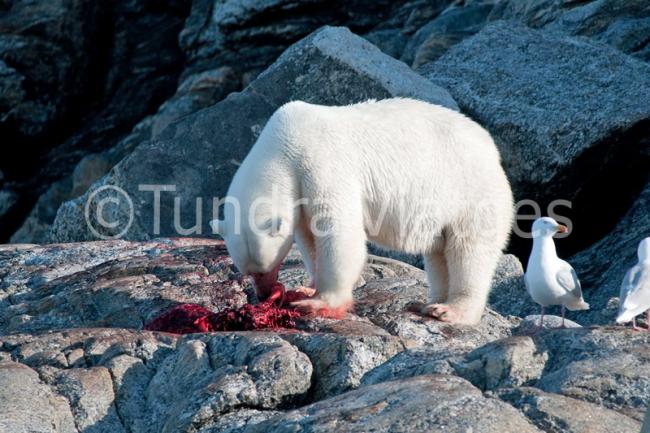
left=144, top=304, right=215, bottom=334
left=144, top=282, right=310, bottom=334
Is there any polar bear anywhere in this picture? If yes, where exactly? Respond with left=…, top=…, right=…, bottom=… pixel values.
left=211, top=98, right=513, bottom=325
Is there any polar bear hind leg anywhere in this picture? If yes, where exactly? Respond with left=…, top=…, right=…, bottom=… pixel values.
left=421, top=220, right=503, bottom=325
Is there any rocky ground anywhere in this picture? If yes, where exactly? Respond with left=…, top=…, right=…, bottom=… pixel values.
left=1, top=238, right=648, bottom=432
left=2, top=0, right=650, bottom=431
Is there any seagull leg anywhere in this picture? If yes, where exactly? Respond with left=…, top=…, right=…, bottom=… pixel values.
left=539, top=306, right=545, bottom=329
left=632, top=317, right=642, bottom=331
left=646, top=310, right=650, bottom=331
left=560, top=305, right=566, bottom=329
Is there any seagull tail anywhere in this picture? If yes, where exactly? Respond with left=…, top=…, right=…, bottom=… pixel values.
left=616, top=309, right=638, bottom=324
left=567, top=300, right=589, bottom=311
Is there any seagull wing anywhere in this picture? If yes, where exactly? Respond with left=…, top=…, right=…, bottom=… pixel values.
left=556, top=263, right=583, bottom=300
left=620, top=265, right=650, bottom=311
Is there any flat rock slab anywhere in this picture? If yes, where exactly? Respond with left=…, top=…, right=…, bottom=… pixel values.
left=0, top=239, right=248, bottom=334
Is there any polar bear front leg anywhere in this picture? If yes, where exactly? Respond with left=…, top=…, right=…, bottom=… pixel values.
left=291, top=220, right=366, bottom=318
left=424, top=252, right=449, bottom=304
left=294, top=219, right=317, bottom=289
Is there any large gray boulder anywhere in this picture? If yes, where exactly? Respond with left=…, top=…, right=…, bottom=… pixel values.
left=48, top=26, right=456, bottom=243
left=421, top=21, right=650, bottom=206
left=490, top=0, right=650, bottom=62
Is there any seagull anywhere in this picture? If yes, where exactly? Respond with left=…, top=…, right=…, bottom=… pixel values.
left=525, top=217, right=589, bottom=328
left=616, top=237, right=650, bottom=330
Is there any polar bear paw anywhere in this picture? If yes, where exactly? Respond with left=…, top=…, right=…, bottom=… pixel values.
left=290, top=295, right=353, bottom=319
left=407, top=301, right=466, bottom=324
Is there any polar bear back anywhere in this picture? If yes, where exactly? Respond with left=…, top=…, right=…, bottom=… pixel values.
left=243, top=98, right=512, bottom=254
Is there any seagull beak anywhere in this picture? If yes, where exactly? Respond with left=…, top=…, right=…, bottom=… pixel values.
left=556, top=224, right=568, bottom=233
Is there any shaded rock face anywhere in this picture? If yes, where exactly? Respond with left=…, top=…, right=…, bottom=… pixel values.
left=569, top=178, right=650, bottom=325
left=10, top=66, right=240, bottom=244
left=0, top=0, right=192, bottom=242
left=178, top=0, right=406, bottom=80
left=421, top=21, right=650, bottom=258
left=4, top=0, right=444, bottom=245
left=1, top=238, right=645, bottom=432
left=49, top=26, right=457, bottom=242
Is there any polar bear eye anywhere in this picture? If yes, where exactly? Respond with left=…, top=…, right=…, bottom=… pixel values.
left=261, top=217, right=284, bottom=237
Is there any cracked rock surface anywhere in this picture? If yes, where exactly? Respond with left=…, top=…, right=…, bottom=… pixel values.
left=0, top=238, right=644, bottom=432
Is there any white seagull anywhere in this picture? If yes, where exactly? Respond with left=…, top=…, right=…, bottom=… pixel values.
left=525, top=217, right=589, bottom=328
left=616, top=237, right=650, bottom=330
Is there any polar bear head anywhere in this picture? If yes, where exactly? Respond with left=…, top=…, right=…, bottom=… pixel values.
left=210, top=206, right=293, bottom=278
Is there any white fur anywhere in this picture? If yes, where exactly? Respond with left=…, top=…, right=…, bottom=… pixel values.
left=214, top=98, right=514, bottom=324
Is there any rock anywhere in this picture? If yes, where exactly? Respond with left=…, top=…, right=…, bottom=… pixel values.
left=150, top=67, right=240, bottom=138
left=516, top=315, right=582, bottom=333
left=194, top=409, right=281, bottom=433
left=569, top=178, right=650, bottom=325
left=488, top=254, right=539, bottom=318
left=1, top=237, right=647, bottom=430
left=178, top=0, right=402, bottom=80
left=54, top=367, right=126, bottom=433
left=363, top=0, right=453, bottom=58
left=144, top=335, right=311, bottom=433
left=0, top=329, right=312, bottom=433
left=0, top=239, right=249, bottom=334
left=242, top=375, right=541, bottom=432
left=351, top=254, right=518, bottom=388
left=12, top=66, right=240, bottom=244
left=0, top=361, right=77, bottom=433
left=454, top=336, right=548, bottom=391
left=421, top=21, right=650, bottom=258
left=402, top=1, right=496, bottom=68
left=529, top=327, right=650, bottom=420
left=490, top=0, right=650, bottom=61
left=0, top=0, right=102, bottom=141
left=285, top=331, right=404, bottom=400
left=0, top=188, right=17, bottom=219
left=354, top=255, right=515, bottom=350
left=496, top=386, right=641, bottom=433
left=49, top=26, right=457, bottom=242
left=0, top=0, right=191, bottom=243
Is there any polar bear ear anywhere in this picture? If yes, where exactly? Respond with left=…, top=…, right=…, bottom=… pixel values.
left=209, top=219, right=226, bottom=236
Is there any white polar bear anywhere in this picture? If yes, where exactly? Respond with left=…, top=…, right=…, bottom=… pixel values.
left=211, top=98, right=513, bottom=325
